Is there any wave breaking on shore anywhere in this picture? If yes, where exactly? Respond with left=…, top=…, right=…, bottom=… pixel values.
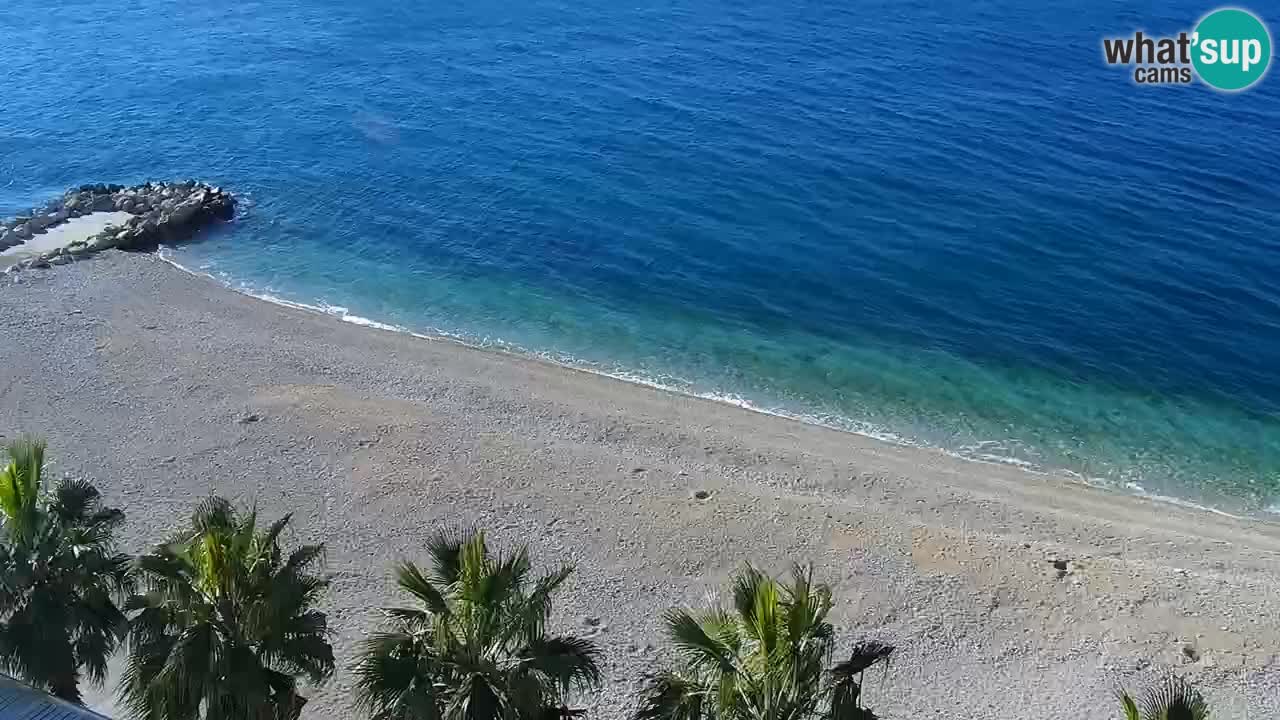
left=154, top=249, right=1256, bottom=521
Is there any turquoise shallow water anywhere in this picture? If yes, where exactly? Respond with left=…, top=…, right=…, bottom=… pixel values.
left=2, top=0, right=1279, bottom=512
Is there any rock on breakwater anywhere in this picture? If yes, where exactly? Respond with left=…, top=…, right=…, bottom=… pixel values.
left=2, top=181, right=235, bottom=272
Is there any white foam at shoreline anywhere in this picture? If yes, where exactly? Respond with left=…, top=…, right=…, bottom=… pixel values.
left=154, top=249, right=1264, bottom=521
left=1, top=211, right=132, bottom=258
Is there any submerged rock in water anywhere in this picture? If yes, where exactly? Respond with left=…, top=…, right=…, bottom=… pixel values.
left=3, top=181, right=236, bottom=274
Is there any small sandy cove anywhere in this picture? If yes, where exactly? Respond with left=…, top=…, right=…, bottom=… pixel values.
left=1, top=252, right=1277, bottom=720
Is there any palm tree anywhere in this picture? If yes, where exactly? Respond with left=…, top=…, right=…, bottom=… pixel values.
left=120, top=497, right=335, bottom=720
left=353, top=528, right=603, bottom=720
left=1118, top=675, right=1209, bottom=720
left=633, top=564, right=893, bottom=720
left=0, top=437, right=131, bottom=704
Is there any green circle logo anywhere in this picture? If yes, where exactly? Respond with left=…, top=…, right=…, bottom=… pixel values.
left=1192, top=8, right=1272, bottom=91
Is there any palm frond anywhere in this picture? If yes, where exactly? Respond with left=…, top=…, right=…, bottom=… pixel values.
left=508, top=564, right=573, bottom=645
left=4, top=437, right=44, bottom=485
left=457, top=530, right=492, bottom=603
left=384, top=606, right=434, bottom=632
left=262, top=514, right=294, bottom=554
left=285, top=543, right=325, bottom=573
left=450, top=672, right=510, bottom=720
left=395, top=561, right=451, bottom=617
left=426, top=527, right=471, bottom=586
left=275, top=631, right=336, bottom=684
left=664, top=608, right=736, bottom=674
left=1139, top=675, right=1210, bottom=720
left=540, top=705, right=589, bottom=720
left=191, top=496, right=237, bottom=535
left=353, top=631, right=425, bottom=702
left=530, top=565, right=574, bottom=599
left=633, top=671, right=706, bottom=720
left=831, top=641, right=894, bottom=677
left=786, top=564, right=833, bottom=646
left=731, top=564, right=769, bottom=631
left=827, top=641, right=893, bottom=720
left=49, top=478, right=100, bottom=525
left=748, top=576, right=782, bottom=657
left=1118, top=690, right=1141, bottom=720
left=0, top=436, right=44, bottom=541
left=519, top=635, right=603, bottom=693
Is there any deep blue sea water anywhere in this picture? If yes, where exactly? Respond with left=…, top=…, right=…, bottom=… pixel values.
left=3, top=0, right=1279, bottom=513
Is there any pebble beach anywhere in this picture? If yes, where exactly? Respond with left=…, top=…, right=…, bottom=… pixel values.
left=1, top=252, right=1278, bottom=719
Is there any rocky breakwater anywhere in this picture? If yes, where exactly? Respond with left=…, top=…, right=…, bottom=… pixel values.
left=2, top=181, right=235, bottom=272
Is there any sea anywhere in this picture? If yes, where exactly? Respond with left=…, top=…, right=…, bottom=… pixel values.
left=3, top=0, right=1278, bottom=515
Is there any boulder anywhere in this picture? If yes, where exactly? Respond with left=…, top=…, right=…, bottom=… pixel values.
left=170, top=200, right=201, bottom=225
left=211, top=197, right=235, bottom=220
left=91, top=195, right=115, bottom=212
left=114, top=230, right=139, bottom=248
left=88, top=233, right=117, bottom=251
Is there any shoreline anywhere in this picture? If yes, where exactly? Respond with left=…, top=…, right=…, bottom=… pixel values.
left=3, top=252, right=1279, bottom=719
left=156, top=250, right=1263, bottom=523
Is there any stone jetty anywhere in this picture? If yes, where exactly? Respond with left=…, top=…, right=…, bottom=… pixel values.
left=2, top=181, right=235, bottom=272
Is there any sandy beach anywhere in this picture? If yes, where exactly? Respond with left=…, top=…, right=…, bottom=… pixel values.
left=1, top=251, right=1277, bottom=719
